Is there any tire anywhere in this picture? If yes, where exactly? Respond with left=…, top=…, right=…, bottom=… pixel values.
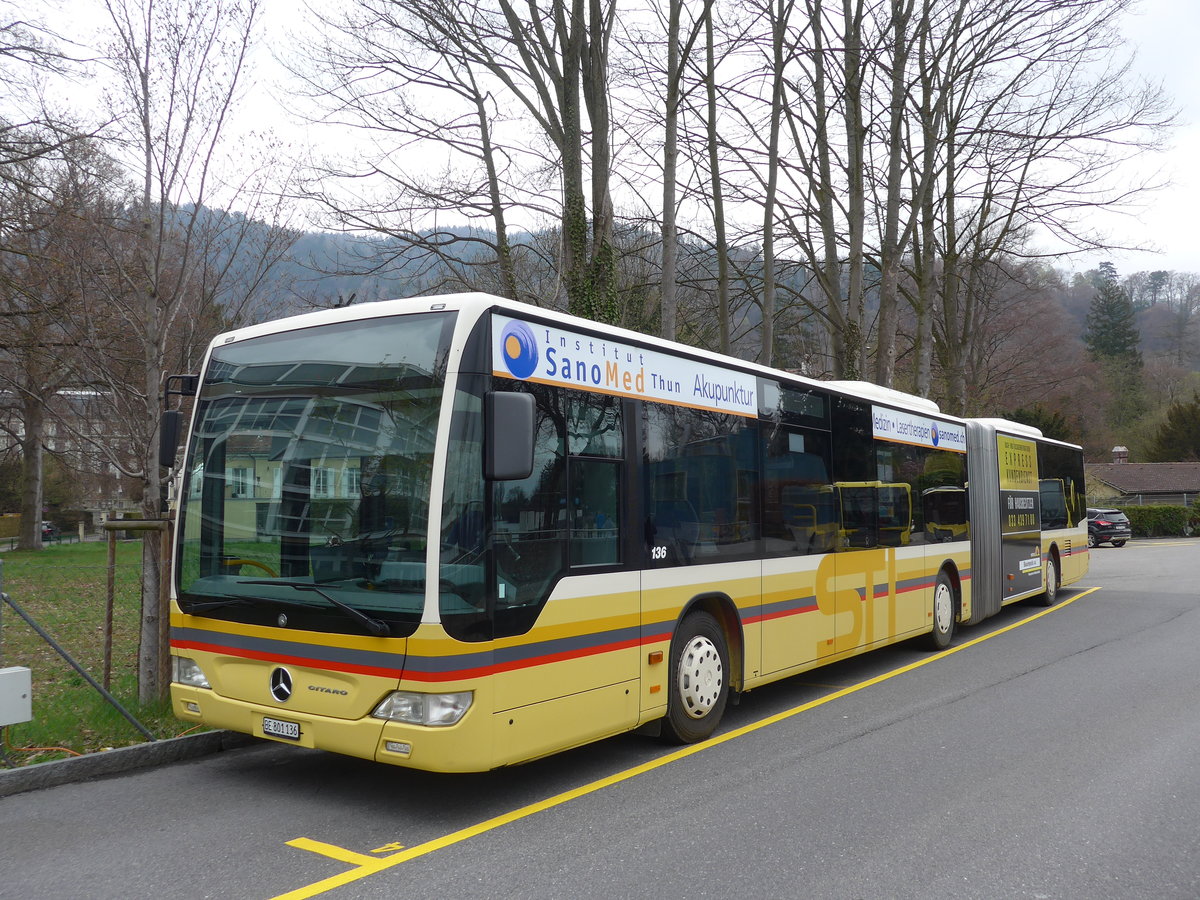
left=1112, top=540, right=1126, bottom=548
left=1035, top=554, right=1058, bottom=607
left=1087, top=532, right=1097, bottom=548
left=663, top=611, right=729, bottom=743
left=927, top=571, right=956, bottom=650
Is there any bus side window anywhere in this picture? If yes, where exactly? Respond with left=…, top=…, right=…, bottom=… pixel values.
left=1038, top=478, right=1068, bottom=529
left=762, top=427, right=834, bottom=556
left=645, top=404, right=759, bottom=564
left=569, top=459, right=620, bottom=565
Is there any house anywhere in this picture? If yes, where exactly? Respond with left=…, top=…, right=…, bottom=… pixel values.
left=1086, top=448, right=1200, bottom=507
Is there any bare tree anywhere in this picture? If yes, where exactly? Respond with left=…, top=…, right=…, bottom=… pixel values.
left=0, top=0, right=88, bottom=174
left=292, top=0, right=621, bottom=321
left=78, top=0, right=295, bottom=703
left=911, top=0, right=1172, bottom=412
left=290, top=0, right=551, bottom=302
left=0, top=140, right=113, bottom=548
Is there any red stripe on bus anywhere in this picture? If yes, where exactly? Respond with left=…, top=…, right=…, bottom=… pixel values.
left=174, top=634, right=647, bottom=684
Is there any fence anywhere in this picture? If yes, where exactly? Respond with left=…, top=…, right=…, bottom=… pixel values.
left=0, top=541, right=176, bottom=766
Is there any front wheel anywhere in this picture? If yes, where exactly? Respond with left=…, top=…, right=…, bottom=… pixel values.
left=663, top=611, right=729, bottom=744
left=927, top=572, right=956, bottom=650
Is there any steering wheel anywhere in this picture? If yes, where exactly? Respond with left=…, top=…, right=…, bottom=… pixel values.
left=222, top=558, right=280, bottom=578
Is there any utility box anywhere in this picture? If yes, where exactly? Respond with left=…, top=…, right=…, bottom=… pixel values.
left=0, top=666, right=32, bottom=726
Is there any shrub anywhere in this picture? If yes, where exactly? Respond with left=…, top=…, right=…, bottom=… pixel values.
left=1118, top=505, right=1192, bottom=537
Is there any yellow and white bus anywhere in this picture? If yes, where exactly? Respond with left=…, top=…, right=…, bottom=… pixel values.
left=166, top=294, right=1087, bottom=771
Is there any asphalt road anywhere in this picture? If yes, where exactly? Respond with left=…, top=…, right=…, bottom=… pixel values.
left=2, top=539, right=1198, bottom=899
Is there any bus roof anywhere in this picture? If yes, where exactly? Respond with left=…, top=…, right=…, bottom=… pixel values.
left=209, top=292, right=956, bottom=423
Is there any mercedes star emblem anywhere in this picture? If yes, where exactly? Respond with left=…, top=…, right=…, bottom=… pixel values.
left=270, top=667, right=293, bottom=703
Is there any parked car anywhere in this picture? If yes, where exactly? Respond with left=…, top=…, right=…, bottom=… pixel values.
left=1087, top=507, right=1131, bottom=548
left=41, top=520, right=58, bottom=541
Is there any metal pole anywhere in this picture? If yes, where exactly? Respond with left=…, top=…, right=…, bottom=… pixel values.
left=0, top=591, right=156, bottom=741
left=158, top=525, right=171, bottom=698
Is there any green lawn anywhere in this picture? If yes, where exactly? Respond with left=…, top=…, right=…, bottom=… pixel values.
left=0, top=541, right=193, bottom=766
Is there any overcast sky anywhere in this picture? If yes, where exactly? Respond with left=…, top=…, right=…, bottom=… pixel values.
left=1076, top=0, right=1200, bottom=276
left=55, top=0, right=1200, bottom=278
left=257, top=0, right=1200, bottom=278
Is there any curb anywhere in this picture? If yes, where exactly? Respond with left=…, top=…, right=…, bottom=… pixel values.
left=0, top=731, right=258, bottom=799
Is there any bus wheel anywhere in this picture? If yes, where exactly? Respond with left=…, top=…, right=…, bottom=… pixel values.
left=928, top=572, right=956, bottom=650
left=1036, top=555, right=1059, bottom=607
left=664, top=611, right=729, bottom=744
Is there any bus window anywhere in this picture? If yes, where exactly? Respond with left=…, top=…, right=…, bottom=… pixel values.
left=922, top=486, right=968, bottom=542
left=836, top=483, right=879, bottom=548
left=1039, top=478, right=1068, bottom=529
left=486, top=385, right=567, bottom=637
left=1037, top=441, right=1086, bottom=527
left=877, top=483, right=912, bottom=546
left=645, top=404, right=759, bottom=564
left=762, top=426, right=834, bottom=556
left=570, top=459, right=620, bottom=565
left=441, top=382, right=631, bottom=640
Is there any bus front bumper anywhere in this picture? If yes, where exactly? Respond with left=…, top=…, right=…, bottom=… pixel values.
left=170, top=684, right=495, bottom=773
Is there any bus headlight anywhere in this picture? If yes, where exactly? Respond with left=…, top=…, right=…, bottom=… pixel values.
left=372, top=691, right=473, bottom=726
left=172, top=655, right=211, bottom=689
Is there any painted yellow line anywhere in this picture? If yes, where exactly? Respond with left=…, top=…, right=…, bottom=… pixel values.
left=285, top=838, right=379, bottom=867
left=271, top=586, right=1101, bottom=900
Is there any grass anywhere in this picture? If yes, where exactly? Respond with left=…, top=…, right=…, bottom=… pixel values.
left=0, top=541, right=199, bottom=767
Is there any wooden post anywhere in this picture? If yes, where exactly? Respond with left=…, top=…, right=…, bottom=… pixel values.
left=104, top=530, right=116, bottom=690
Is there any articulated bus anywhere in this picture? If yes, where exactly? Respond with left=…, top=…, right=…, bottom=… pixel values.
left=165, top=293, right=1088, bottom=771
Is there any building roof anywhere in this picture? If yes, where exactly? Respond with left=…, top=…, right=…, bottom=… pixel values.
left=1086, top=462, right=1200, bottom=495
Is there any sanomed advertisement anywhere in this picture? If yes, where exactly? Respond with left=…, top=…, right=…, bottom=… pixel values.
left=492, top=314, right=758, bottom=417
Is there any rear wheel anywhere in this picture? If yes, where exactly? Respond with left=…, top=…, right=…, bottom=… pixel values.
left=1087, top=532, right=1097, bottom=548
left=1035, top=555, right=1058, bottom=607
left=663, top=611, right=729, bottom=743
left=928, top=572, right=956, bottom=650
left=1112, top=540, right=1127, bottom=548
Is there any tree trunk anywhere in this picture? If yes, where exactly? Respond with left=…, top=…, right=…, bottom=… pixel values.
left=660, top=0, right=682, bottom=341
left=18, top=396, right=45, bottom=551
left=705, top=8, right=731, bottom=354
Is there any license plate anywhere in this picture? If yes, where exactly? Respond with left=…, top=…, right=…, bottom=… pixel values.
left=263, top=716, right=301, bottom=740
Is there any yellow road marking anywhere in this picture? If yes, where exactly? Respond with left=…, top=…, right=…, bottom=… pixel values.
left=272, top=586, right=1101, bottom=900
left=285, top=838, right=380, bottom=867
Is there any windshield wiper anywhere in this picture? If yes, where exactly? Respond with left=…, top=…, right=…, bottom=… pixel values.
left=243, top=580, right=391, bottom=637
left=182, top=594, right=319, bottom=615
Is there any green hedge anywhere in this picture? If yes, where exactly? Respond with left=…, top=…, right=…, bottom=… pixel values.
left=1116, top=505, right=1199, bottom=537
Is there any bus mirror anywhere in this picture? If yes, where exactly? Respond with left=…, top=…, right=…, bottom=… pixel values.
left=485, top=391, right=534, bottom=481
left=160, top=409, right=183, bottom=469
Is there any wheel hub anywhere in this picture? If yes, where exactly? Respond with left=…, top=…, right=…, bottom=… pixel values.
left=934, top=582, right=953, bottom=634
left=678, top=635, right=723, bottom=719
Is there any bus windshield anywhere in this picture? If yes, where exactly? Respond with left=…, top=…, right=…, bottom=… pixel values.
left=174, top=311, right=455, bottom=637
